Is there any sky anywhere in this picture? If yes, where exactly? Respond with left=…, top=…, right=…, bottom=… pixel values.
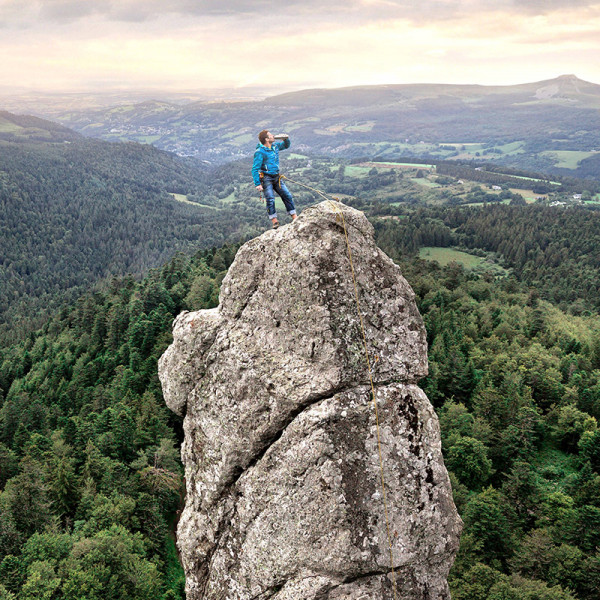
left=0, top=0, right=599, bottom=94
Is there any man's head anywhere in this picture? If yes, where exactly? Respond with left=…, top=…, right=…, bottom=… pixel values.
left=258, top=130, right=274, bottom=146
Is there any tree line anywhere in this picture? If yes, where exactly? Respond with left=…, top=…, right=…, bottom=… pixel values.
left=373, top=204, right=600, bottom=314
left=0, top=139, right=268, bottom=345
left=1, top=209, right=600, bottom=597
left=0, top=243, right=238, bottom=599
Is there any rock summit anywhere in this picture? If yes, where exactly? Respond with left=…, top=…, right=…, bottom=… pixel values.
left=159, top=201, right=462, bottom=599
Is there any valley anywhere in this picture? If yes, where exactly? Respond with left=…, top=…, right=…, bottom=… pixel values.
left=2, top=80, right=600, bottom=600
left=11, top=75, right=597, bottom=181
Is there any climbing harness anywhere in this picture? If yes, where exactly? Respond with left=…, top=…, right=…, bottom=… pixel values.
left=256, top=171, right=399, bottom=596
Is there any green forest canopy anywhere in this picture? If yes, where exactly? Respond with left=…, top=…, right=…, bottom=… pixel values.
left=2, top=127, right=600, bottom=597
left=1, top=208, right=600, bottom=598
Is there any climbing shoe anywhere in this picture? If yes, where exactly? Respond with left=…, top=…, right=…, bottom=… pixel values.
left=272, top=221, right=280, bottom=229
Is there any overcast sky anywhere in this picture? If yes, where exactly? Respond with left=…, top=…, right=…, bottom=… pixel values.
left=1, top=0, right=599, bottom=94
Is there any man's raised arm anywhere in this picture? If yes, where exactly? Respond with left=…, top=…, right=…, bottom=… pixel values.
left=274, top=134, right=290, bottom=151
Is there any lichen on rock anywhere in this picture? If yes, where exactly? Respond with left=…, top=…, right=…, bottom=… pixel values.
left=158, top=201, right=462, bottom=599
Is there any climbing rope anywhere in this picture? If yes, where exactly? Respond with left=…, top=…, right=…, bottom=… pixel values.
left=256, top=174, right=329, bottom=205
left=272, top=173, right=398, bottom=596
left=279, top=174, right=334, bottom=204
left=258, top=173, right=338, bottom=206
left=327, top=200, right=399, bottom=600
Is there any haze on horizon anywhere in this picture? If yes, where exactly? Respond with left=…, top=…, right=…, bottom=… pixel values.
left=0, top=0, right=599, bottom=95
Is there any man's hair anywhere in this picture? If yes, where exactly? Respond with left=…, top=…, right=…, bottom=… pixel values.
left=258, top=129, right=269, bottom=144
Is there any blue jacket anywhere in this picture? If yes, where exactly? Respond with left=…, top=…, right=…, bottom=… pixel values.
left=251, top=138, right=291, bottom=186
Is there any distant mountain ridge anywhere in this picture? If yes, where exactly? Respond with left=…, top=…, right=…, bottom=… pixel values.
left=37, top=76, right=600, bottom=177
left=264, top=74, right=600, bottom=108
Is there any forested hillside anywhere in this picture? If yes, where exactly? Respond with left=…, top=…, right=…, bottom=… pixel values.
left=0, top=138, right=415, bottom=344
left=0, top=133, right=265, bottom=343
left=1, top=205, right=600, bottom=598
left=0, top=244, right=237, bottom=600
left=0, top=112, right=79, bottom=144
left=374, top=205, right=600, bottom=313
left=2, top=129, right=600, bottom=598
left=407, top=256, right=600, bottom=600
left=3, top=132, right=599, bottom=345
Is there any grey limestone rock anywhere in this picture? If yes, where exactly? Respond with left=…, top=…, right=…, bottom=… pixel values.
left=158, top=201, right=462, bottom=600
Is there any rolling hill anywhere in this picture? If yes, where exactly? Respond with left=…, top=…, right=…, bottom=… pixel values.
left=0, top=111, right=80, bottom=143
left=43, top=75, right=600, bottom=177
left=0, top=113, right=264, bottom=342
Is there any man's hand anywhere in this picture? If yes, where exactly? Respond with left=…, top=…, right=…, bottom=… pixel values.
left=256, top=184, right=263, bottom=192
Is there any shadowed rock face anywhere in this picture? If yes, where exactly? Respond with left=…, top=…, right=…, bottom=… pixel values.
left=159, top=201, right=462, bottom=600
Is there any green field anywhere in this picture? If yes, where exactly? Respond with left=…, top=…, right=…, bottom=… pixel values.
left=344, top=165, right=371, bottom=177
left=170, top=193, right=215, bottom=208
left=507, top=188, right=545, bottom=202
left=225, top=133, right=253, bottom=144
left=411, top=177, right=440, bottom=188
left=346, top=121, right=375, bottom=132
left=135, top=135, right=162, bottom=144
left=486, top=187, right=546, bottom=203
left=496, top=141, right=525, bottom=153
left=170, top=193, right=200, bottom=206
left=0, top=120, right=21, bottom=133
left=441, top=142, right=485, bottom=158
left=419, top=247, right=485, bottom=268
left=220, top=191, right=237, bottom=204
left=541, top=150, right=597, bottom=169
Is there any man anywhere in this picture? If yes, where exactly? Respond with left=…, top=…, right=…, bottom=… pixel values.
left=252, top=130, right=297, bottom=229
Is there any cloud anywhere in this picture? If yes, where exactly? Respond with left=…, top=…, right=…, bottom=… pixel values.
left=0, top=0, right=598, bottom=92
left=1, top=0, right=598, bottom=28
left=0, top=0, right=310, bottom=26
left=39, top=1, right=110, bottom=22
left=511, top=0, right=600, bottom=13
